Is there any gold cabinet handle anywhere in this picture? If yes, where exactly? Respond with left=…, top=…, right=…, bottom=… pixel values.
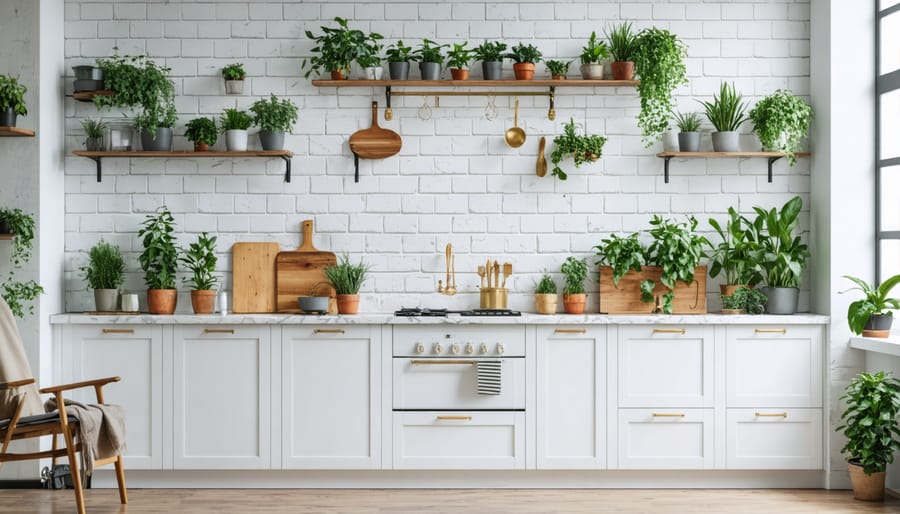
left=314, top=329, right=345, bottom=334
left=755, top=412, right=788, bottom=418
left=652, top=413, right=686, bottom=417
left=410, top=360, right=476, bottom=365
left=554, top=328, right=586, bottom=334
left=203, top=329, right=234, bottom=334
left=437, top=416, right=472, bottom=421
left=652, top=328, right=685, bottom=335
left=102, top=328, right=134, bottom=334
left=754, top=328, right=787, bottom=334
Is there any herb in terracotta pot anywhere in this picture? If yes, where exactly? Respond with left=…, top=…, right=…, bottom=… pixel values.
left=447, top=42, right=475, bottom=81
left=184, top=117, right=218, bottom=151
left=560, top=257, right=588, bottom=314
left=180, top=232, right=219, bottom=315
left=138, top=206, right=179, bottom=314
left=302, top=17, right=370, bottom=79
left=324, top=253, right=371, bottom=315
left=506, top=42, right=542, bottom=80
left=534, top=274, right=558, bottom=315
left=544, top=60, right=571, bottom=80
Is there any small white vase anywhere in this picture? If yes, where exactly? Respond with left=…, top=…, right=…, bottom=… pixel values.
left=662, top=130, right=679, bottom=152
left=363, top=66, right=383, bottom=80
left=579, top=63, right=604, bottom=79
left=224, top=79, right=244, bottom=95
left=225, top=129, right=249, bottom=152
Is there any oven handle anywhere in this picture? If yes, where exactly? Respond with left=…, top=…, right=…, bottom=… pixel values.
left=410, top=359, right=477, bottom=366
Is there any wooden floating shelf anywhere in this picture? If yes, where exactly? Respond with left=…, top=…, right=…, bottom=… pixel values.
left=311, top=79, right=639, bottom=87
left=0, top=126, right=35, bottom=137
left=0, top=234, right=13, bottom=240
left=656, top=151, right=812, bottom=183
left=71, top=90, right=114, bottom=102
left=72, top=150, right=294, bottom=183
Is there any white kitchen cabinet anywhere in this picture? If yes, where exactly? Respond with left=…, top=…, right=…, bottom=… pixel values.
left=281, top=326, right=380, bottom=469
left=60, top=324, right=164, bottom=470
left=172, top=326, right=271, bottom=469
left=535, top=326, right=606, bottom=469
left=726, top=408, right=823, bottom=469
left=392, top=411, right=525, bottom=470
left=618, top=325, right=714, bottom=408
left=617, top=409, right=714, bottom=469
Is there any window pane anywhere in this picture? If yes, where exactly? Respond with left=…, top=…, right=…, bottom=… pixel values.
left=880, top=166, right=900, bottom=230
left=881, top=89, right=900, bottom=160
left=882, top=12, right=900, bottom=75
left=881, top=239, right=900, bottom=279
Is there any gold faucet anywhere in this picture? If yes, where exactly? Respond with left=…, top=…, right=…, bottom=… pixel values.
left=437, top=243, right=457, bottom=295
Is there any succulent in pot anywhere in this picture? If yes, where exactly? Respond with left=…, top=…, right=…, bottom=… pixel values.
left=447, top=42, right=475, bottom=81
left=474, top=40, right=507, bottom=80
left=749, top=195, right=810, bottom=314
left=249, top=94, right=298, bottom=151
left=219, top=108, right=253, bottom=152
left=179, top=232, right=219, bottom=315
left=560, top=256, right=588, bottom=314
left=302, top=17, right=369, bottom=80
left=137, top=206, right=179, bottom=314
left=506, top=42, right=542, bottom=81
left=604, top=21, right=638, bottom=80
left=699, top=81, right=748, bottom=152
left=632, top=28, right=688, bottom=146
left=579, top=31, right=609, bottom=80
left=221, top=62, right=246, bottom=94
left=544, top=60, right=572, bottom=80
left=0, top=74, right=27, bottom=127
left=673, top=111, right=702, bottom=152
left=0, top=208, right=43, bottom=318
left=413, top=39, right=446, bottom=81
left=534, top=273, right=558, bottom=315
left=81, top=239, right=125, bottom=312
left=385, top=40, right=414, bottom=80
left=840, top=274, right=900, bottom=338
left=323, top=253, right=371, bottom=315
left=81, top=118, right=107, bottom=152
left=748, top=89, right=813, bottom=166
left=549, top=118, right=607, bottom=180
left=184, top=117, right=218, bottom=151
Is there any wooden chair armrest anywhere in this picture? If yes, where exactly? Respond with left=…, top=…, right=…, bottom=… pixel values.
left=39, top=376, right=120, bottom=395
left=0, top=378, right=35, bottom=390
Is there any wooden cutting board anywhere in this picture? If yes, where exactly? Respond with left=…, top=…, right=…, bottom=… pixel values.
left=232, top=242, right=279, bottom=313
left=275, top=220, right=338, bottom=314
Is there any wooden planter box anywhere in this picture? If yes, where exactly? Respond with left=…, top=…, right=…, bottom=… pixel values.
left=598, top=266, right=707, bottom=314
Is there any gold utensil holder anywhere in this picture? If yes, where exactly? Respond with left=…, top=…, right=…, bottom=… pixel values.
left=480, top=287, right=508, bottom=309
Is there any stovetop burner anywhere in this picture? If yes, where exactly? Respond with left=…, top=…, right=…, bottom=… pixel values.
left=394, top=307, right=521, bottom=317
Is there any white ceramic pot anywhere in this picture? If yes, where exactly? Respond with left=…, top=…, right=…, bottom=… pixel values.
left=224, top=80, right=244, bottom=95
left=225, top=129, right=249, bottom=152
left=579, top=63, right=604, bottom=79
left=662, top=130, right=679, bottom=152
left=363, top=66, right=383, bottom=80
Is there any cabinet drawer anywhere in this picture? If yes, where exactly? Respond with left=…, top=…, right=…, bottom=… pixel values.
left=393, top=357, right=525, bottom=410
left=392, top=412, right=525, bottom=470
left=617, top=409, right=714, bottom=469
left=726, top=326, right=822, bottom=407
left=726, top=408, right=823, bottom=469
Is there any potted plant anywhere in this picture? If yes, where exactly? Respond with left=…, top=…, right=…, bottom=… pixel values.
left=385, top=41, right=413, bottom=80
left=219, top=108, right=252, bottom=152
left=838, top=371, right=900, bottom=501
left=594, top=232, right=647, bottom=286
left=80, top=239, right=125, bottom=312
left=413, top=39, right=446, bottom=81
left=579, top=31, right=609, bottom=79
left=549, top=118, right=607, bottom=180
left=534, top=274, right=558, bottom=315
left=699, top=81, right=748, bottom=152
left=709, top=207, right=762, bottom=295
left=506, top=42, right=542, bottom=81
left=561, top=257, right=588, bottom=314
left=749, top=89, right=813, bottom=166
left=137, top=206, right=179, bottom=315
left=323, top=253, right=371, bottom=315
left=447, top=42, right=475, bottom=81
left=640, top=215, right=710, bottom=314
left=604, top=21, right=638, bottom=80
left=544, top=60, right=571, bottom=80
left=721, top=286, right=767, bottom=315
left=298, top=283, right=333, bottom=314
left=356, top=31, right=384, bottom=80
left=133, top=103, right=177, bottom=152
left=840, top=274, right=900, bottom=338
left=221, top=63, right=246, bottom=95
left=474, top=40, right=507, bottom=80
left=632, top=27, right=688, bottom=146
left=0, top=208, right=43, bottom=318
left=302, top=17, right=368, bottom=80
left=81, top=118, right=107, bottom=151
left=750, top=195, right=810, bottom=314
left=249, top=94, right=298, bottom=151
left=184, top=117, right=217, bottom=152
left=0, top=75, right=27, bottom=127
left=180, top=232, right=219, bottom=315
left=673, top=111, right=702, bottom=152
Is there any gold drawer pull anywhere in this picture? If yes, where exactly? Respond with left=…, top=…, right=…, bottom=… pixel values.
left=653, top=328, right=685, bottom=335
left=314, top=329, right=345, bottom=334
left=554, top=328, right=587, bottom=334
left=652, top=413, right=686, bottom=418
left=755, top=328, right=787, bottom=334
left=102, top=328, right=134, bottom=334
left=437, top=416, right=472, bottom=421
left=203, top=329, right=234, bottom=334
left=411, top=360, right=476, bottom=365
left=755, top=412, right=788, bottom=418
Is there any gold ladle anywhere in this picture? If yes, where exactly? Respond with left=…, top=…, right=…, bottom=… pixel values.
left=504, top=97, right=526, bottom=148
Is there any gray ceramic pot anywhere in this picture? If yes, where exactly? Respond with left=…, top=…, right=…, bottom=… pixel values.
left=298, top=296, right=330, bottom=314
left=678, top=132, right=701, bottom=152
left=140, top=127, right=173, bottom=151
left=0, top=108, right=16, bottom=127
left=865, top=313, right=894, bottom=332
left=85, top=137, right=103, bottom=151
left=482, top=61, right=503, bottom=80
left=389, top=61, right=410, bottom=80
left=258, top=130, right=284, bottom=150
left=419, top=62, right=441, bottom=80
left=711, top=131, right=740, bottom=152
left=94, top=289, right=119, bottom=312
left=760, top=286, right=799, bottom=314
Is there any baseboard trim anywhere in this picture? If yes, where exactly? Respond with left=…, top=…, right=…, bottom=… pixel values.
left=0, top=480, right=42, bottom=489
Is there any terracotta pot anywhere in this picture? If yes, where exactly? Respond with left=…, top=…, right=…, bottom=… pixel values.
left=721, top=308, right=745, bottom=315
left=848, top=462, right=886, bottom=501
left=330, top=70, right=346, bottom=80
left=551, top=74, right=565, bottom=80
left=563, top=293, right=587, bottom=314
left=147, top=289, right=177, bottom=315
left=513, top=63, right=535, bottom=80
left=194, top=142, right=209, bottom=152
left=610, top=61, right=635, bottom=80
left=336, top=294, right=360, bottom=315
left=534, top=293, right=558, bottom=315
left=190, top=290, right=216, bottom=315
left=450, top=68, right=469, bottom=80
left=720, top=284, right=750, bottom=297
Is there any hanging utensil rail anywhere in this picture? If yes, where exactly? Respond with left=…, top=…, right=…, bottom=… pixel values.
left=384, top=87, right=557, bottom=121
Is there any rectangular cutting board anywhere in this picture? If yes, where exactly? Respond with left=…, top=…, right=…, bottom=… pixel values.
left=598, top=265, right=707, bottom=315
left=275, top=220, right=338, bottom=314
left=232, top=242, right=279, bottom=313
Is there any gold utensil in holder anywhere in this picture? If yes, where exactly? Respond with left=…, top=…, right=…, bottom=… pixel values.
left=480, top=287, right=508, bottom=309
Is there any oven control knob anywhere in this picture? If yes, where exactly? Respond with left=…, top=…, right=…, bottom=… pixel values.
left=480, top=343, right=489, bottom=354
left=434, top=342, right=444, bottom=354
left=465, top=343, right=474, bottom=354
left=415, top=343, right=425, bottom=354
left=496, top=343, right=505, bottom=354
left=451, top=343, right=461, bottom=355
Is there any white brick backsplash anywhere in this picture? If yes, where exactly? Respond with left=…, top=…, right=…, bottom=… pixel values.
left=113, top=3, right=145, bottom=20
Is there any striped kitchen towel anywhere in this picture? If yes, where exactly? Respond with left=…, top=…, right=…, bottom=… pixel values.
left=476, top=360, right=502, bottom=395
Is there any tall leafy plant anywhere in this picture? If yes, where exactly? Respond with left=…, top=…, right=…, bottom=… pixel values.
left=137, top=206, right=179, bottom=290
left=632, top=28, right=688, bottom=145
left=180, top=232, right=219, bottom=291
left=302, top=17, right=372, bottom=78
left=593, top=233, right=647, bottom=286
left=413, top=39, right=446, bottom=64
left=700, top=81, right=748, bottom=132
left=750, top=195, right=809, bottom=288
left=0, top=208, right=42, bottom=317
left=749, top=89, right=813, bottom=166
left=708, top=208, right=761, bottom=286
left=642, top=215, right=710, bottom=314
left=838, top=371, right=900, bottom=475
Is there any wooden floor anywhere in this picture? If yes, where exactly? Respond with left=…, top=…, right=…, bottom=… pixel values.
left=0, top=488, right=899, bottom=514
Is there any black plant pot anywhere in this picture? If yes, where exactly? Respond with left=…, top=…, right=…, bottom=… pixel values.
left=482, top=61, right=503, bottom=80
left=0, top=220, right=9, bottom=234
left=388, top=61, right=410, bottom=80
left=258, top=130, right=285, bottom=150
left=863, top=313, right=894, bottom=337
left=0, top=108, right=17, bottom=127
left=419, top=62, right=441, bottom=80
left=140, top=127, right=173, bottom=151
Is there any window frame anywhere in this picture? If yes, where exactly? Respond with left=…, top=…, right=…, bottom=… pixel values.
left=875, top=2, right=900, bottom=282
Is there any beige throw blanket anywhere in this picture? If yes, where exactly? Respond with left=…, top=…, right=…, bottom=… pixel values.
left=0, top=297, right=43, bottom=420
left=45, top=397, right=126, bottom=475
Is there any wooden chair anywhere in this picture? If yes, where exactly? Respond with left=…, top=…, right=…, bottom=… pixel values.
left=0, top=375, right=128, bottom=514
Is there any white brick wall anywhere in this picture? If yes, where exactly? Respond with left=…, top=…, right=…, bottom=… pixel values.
left=63, top=0, right=812, bottom=315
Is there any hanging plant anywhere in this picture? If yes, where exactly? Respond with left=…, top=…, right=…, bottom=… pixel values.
left=749, top=89, right=813, bottom=166
left=0, top=208, right=43, bottom=317
left=632, top=28, right=688, bottom=146
left=549, top=118, right=607, bottom=180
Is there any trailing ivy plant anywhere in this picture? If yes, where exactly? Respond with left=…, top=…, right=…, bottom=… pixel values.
left=137, top=206, right=179, bottom=290
left=180, top=232, right=219, bottom=291
left=549, top=118, right=607, bottom=180
left=838, top=371, right=900, bottom=475
left=534, top=274, right=557, bottom=294
left=699, top=81, right=748, bottom=132
left=632, top=28, right=688, bottom=146
left=0, top=208, right=43, bottom=317
left=560, top=257, right=588, bottom=295
left=642, top=215, right=710, bottom=314
left=748, top=89, right=813, bottom=166
left=593, top=232, right=647, bottom=286
left=94, top=52, right=176, bottom=136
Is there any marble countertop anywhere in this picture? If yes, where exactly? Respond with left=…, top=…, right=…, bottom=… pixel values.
left=50, top=312, right=831, bottom=325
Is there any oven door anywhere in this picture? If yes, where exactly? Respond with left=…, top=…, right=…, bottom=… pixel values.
left=393, top=357, right=525, bottom=410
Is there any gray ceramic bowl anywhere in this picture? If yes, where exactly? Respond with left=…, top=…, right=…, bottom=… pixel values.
left=298, top=296, right=329, bottom=314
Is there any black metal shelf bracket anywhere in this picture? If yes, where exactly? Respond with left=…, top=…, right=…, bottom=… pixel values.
left=281, top=154, right=292, bottom=182
left=663, top=155, right=672, bottom=183
left=766, top=156, right=782, bottom=183
left=89, top=156, right=102, bottom=182
left=384, top=86, right=393, bottom=120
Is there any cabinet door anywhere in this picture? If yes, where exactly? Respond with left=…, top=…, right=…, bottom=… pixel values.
left=726, top=326, right=822, bottom=408
left=618, top=326, right=713, bottom=408
left=618, top=409, right=714, bottom=469
left=61, top=325, right=164, bottom=470
left=535, top=326, right=606, bottom=469
left=726, top=408, right=823, bottom=469
left=172, top=326, right=270, bottom=469
left=281, top=326, right=380, bottom=469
